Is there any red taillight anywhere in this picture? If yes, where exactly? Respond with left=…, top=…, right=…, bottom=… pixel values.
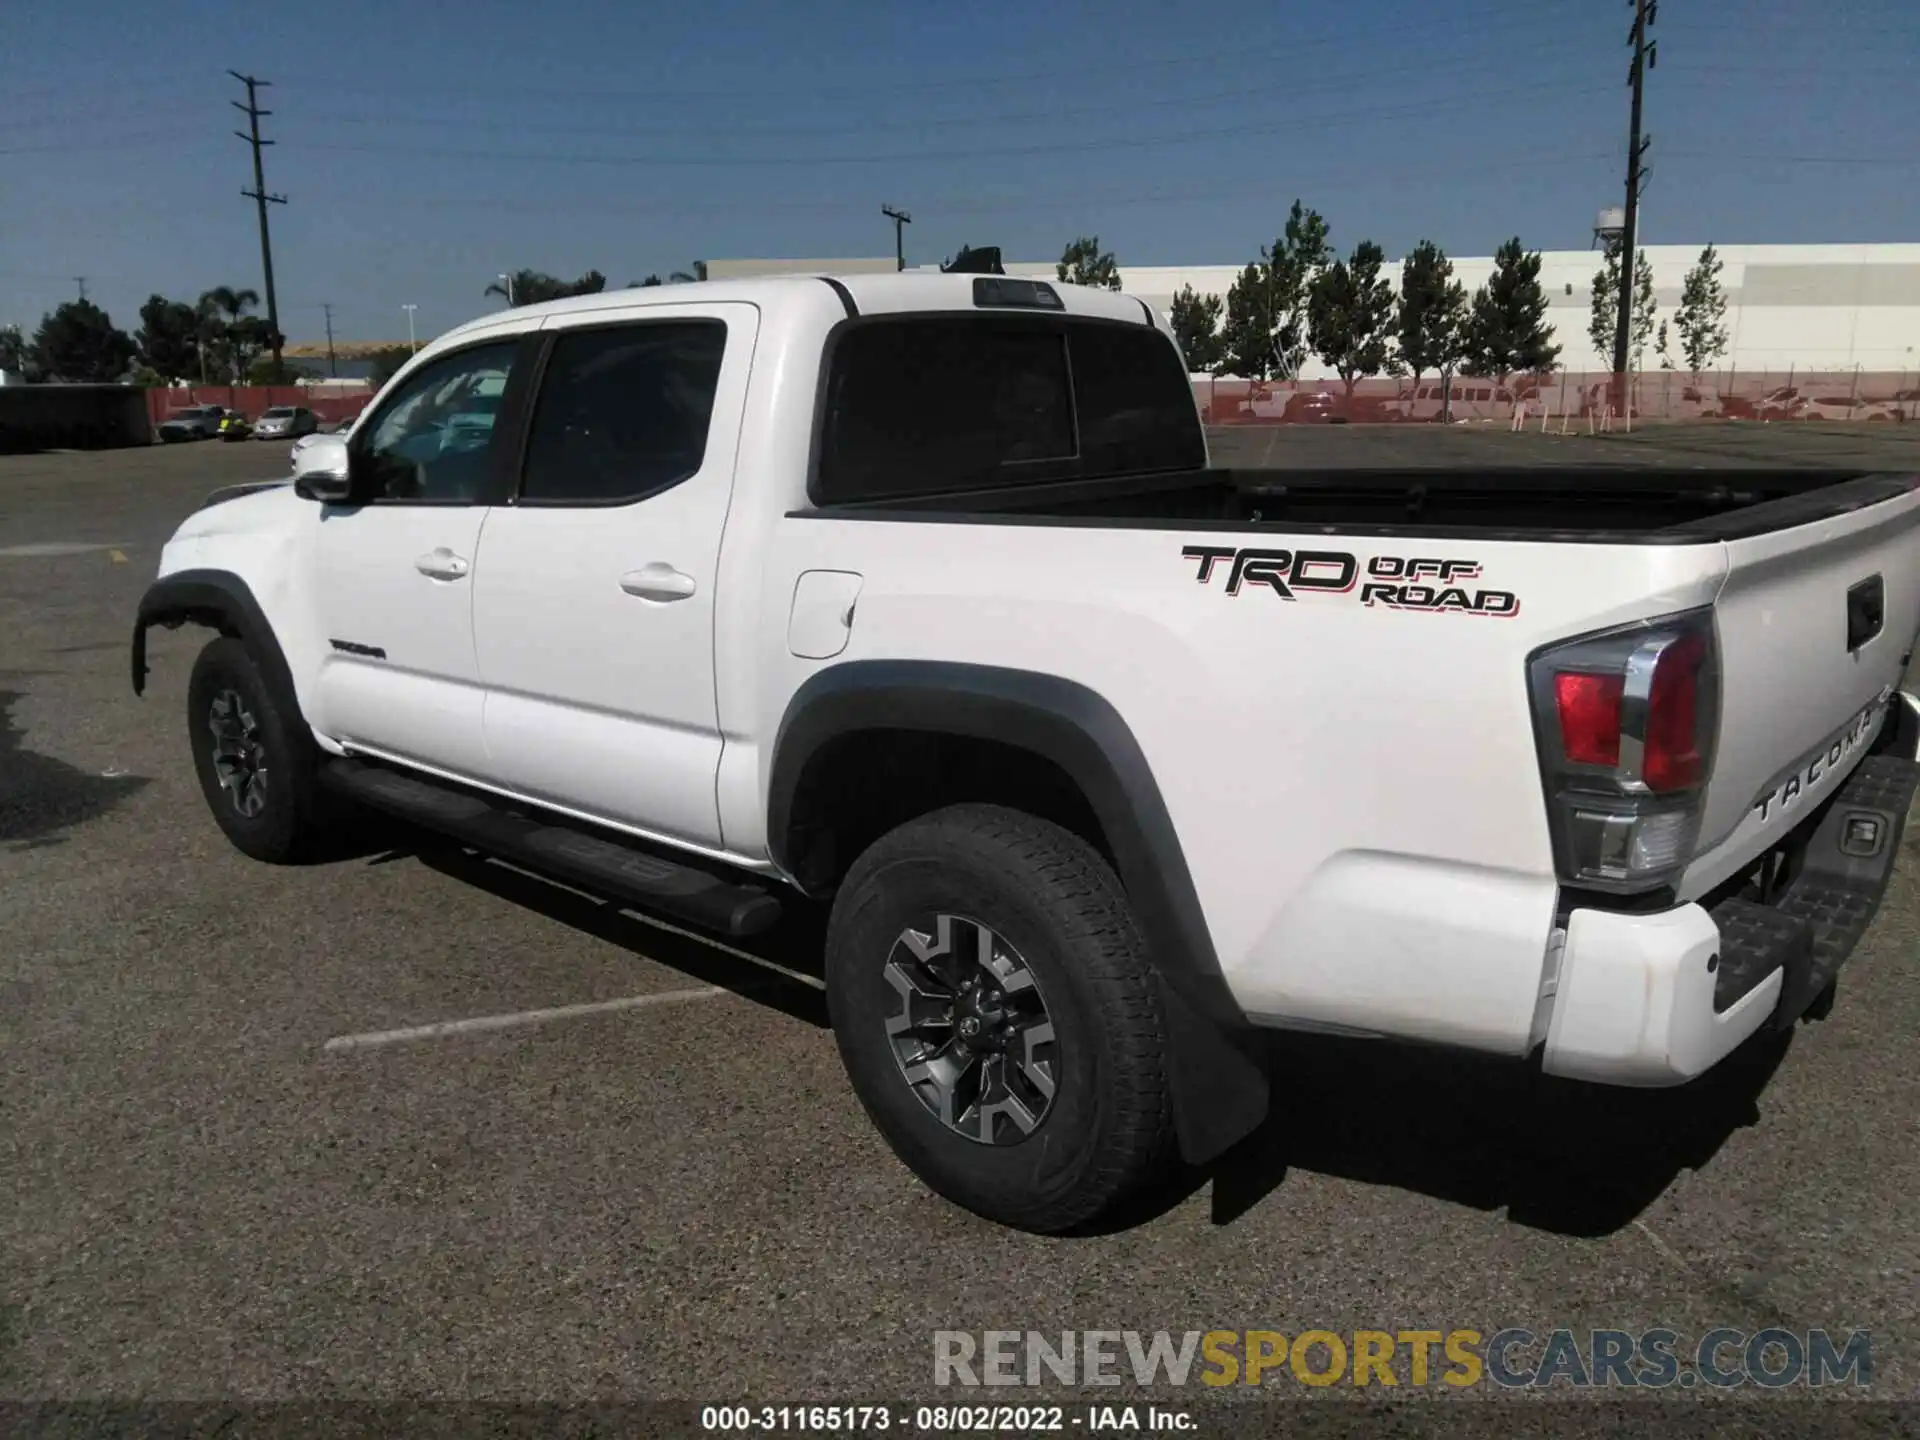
left=1555, top=672, right=1624, bottom=766
left=1530, top=611, right=1719, bottom=892
left=1643, top=630, right=1707, bottom=792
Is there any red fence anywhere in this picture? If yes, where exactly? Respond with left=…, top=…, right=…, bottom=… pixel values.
left=146, top=385, right=372, bottom=429
left=142, top=369, right=1919, bottom=438
left=1195, top=368, right=1920, bottom=426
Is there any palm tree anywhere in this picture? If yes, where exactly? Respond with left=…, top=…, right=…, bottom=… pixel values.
left=668, top=261, right=708, bottom=284
left=195, top=286, right=260, bottom=383
left=486, top=269, right=609, bottom=306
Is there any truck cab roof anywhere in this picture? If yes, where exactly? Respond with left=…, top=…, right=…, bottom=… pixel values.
left=438, top=271, right=1159, bottom=348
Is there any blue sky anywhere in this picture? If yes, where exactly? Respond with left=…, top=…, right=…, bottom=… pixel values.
left=2, top=0, right=1915, bottom=346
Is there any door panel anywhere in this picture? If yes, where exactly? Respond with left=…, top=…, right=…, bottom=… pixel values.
left=308, top=508, right=491, bottom=774
left=307, top=337, right=524, bottom=775
left=472, top=303, right=758, bottom=847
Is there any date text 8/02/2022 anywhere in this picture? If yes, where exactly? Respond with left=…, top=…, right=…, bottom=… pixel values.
left=932, top=1328, right=1873, bottom=1389
left=698, top=1404, right=1195, bottom=1432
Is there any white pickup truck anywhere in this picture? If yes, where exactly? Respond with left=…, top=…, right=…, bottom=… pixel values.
left=134, top=272, right=1920, bottom=1233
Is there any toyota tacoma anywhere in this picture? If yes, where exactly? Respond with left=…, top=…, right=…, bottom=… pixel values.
left=134, top=271, right=1920, bottom=1232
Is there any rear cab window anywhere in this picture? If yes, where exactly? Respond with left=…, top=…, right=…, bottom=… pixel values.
left=811, top=312, right=1203, bottom=505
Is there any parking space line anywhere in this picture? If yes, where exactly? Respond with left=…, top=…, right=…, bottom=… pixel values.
left=321, top=985, right=731, bottom=1053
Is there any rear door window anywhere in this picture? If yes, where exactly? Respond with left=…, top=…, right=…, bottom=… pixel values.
left=517, top=320, right=728, bottom=506
left=814, top=315, right=1201, bottom=504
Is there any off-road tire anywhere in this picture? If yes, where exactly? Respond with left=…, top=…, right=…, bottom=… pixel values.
left=826, top=803, right=1175, bottom=1233
left=186, top=635, right=331, bottom=863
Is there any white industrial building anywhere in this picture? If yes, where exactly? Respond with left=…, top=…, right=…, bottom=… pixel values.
left=706, top=243, right=1920, bottom=380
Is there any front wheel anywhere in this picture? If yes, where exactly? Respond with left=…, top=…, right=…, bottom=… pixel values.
left=825, top=804, right=1175, bottom=1233
left=186, top=636, right=332, bottom=863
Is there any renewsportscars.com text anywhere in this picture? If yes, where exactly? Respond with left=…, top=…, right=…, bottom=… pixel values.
left=933, top=1328, right=1871, bottom=1390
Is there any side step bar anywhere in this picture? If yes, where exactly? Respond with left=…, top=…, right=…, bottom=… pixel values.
left=320, top=757, right=783, bottom=938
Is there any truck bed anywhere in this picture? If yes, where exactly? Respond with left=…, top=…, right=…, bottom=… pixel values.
left=810, top=466, right=1918, bottom=544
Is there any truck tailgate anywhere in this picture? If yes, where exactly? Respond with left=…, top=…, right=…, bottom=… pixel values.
left=1686, top=478, right=1920, bottom=894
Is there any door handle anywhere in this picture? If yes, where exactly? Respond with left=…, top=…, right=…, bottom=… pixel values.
left=620, top=564, right=697, bottom=602
left=414, top=547, right=471, bottom=581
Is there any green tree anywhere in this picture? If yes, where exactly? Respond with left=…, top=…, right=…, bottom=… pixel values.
left=1167, top=285, right=1224, bottom=373
left=1268, top=201, right=1332, bottom=379
left=31, top=300, right=136, bottom=382
left=484, top=269, right=609, bottom=306
left=0, top=324, right=35, bottom=379
left=134, top=296, right=200, bottom=383
left=1674, top=243, right=1730, bottom=378
left=635, top=275, right=664, bottom=287
left=367, top=345, right=417, bottom=390
left=1588, top=247, right=1655, bottom=371
left=1056, top=236, right=1121, bottom=290
left=1657, top=319, right=1675, bottom=370
left=249, top=355, right=314, bottom=385
left=1394, top=241, right=1464, bottom=398
left=940, top=245, right=1004, bottom=274
left=1431, top=278, right=1473, bottom=422
left=667, top=262, right=708, bottom=284
left=1466, top=237, right=1560, bottom=379
left=1214, top=200, right=1332, bottom=379
left=1308, top=240, right=1396, bottom=396
left=1217, top=262, right=1274, bottom=378
left=194, top=286, right=266, bottom=382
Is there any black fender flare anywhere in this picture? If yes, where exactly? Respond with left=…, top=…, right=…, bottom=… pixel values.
left=769, top=660, right=1269, bottom=1164
left=130, top=569, right=304, bottom=728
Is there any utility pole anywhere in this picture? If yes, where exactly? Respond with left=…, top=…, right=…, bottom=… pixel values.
left=74, top=277, right=88, bottom=302
left=322, top=302, right=338, bottom=377
left=231, top=71, right=288, bottom=369
left=402, top=304, right=418, bottom=352
left=881, top=205, right=912, bottom=272
left=1611, top=0, right=1656, bottom=415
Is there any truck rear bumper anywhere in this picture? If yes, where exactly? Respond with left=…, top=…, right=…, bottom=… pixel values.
left=1542, top=738, right=1919, bottom=1087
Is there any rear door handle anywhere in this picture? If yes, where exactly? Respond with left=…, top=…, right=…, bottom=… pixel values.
left=620, top=564, right=697, bottom=602
left=414, top=547, right=471, bottom=581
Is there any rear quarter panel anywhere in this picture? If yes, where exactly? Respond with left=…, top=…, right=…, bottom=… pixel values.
left=724, top=512, right=1729, bottom=1053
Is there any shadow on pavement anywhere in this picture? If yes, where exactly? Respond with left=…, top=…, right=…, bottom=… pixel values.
left=413, top=844, right=830, bottom=1030
left=0, top=689, right=150, bottom=849
left=1198, top=1023, right=1793, bottom=1239
left=368, top=828, right=1793, bottom=1240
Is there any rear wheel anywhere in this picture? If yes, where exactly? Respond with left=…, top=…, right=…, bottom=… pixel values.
left=825, top=804, right=1175, bottom=1233
left=186, top=636, right=332, bottom=863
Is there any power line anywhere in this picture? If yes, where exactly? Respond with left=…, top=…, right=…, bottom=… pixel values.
left=310, top=149, right=1622, bottom=226
left=246, top=50, right=1608, bottom=146
left=231, top=70, right=288, bottom=367
left=264, top=0, right=1590, bottom=106
left=281, top=78, right=1620, bottom=172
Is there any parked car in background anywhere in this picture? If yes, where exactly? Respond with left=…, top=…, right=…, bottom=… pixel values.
left=253, top=406, right=319, bottom=440
left=1799, top=392, right=1902, bottom=422
left=157, top=405, right=229, bottom=442
left=288, top=431, right=346, bottom=474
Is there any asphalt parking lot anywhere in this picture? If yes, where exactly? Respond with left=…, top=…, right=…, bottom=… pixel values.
left=3, top=432, right=1920, bottom=1420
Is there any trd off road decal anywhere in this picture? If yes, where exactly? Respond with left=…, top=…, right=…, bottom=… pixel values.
left=1182, top=546, right=1520, bottom=617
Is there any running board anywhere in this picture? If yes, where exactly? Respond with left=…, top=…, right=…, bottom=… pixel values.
left=320, top=757, right=783, bottom=938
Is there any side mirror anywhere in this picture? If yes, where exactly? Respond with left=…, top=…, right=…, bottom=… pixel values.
left=291, top=434, right=354, bottom=503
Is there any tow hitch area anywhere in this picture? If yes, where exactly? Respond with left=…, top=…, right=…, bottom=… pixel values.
left=1705, top=753, right=1920, bottom=1028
